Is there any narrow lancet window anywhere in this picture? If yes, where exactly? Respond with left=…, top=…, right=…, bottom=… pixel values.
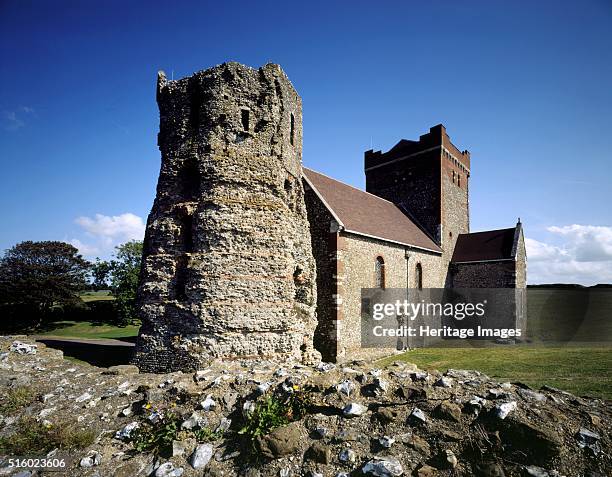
left=375, top=256, right=385, bottom=289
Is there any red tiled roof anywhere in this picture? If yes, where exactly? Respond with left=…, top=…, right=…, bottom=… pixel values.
left=451, top=227, right=517, bottom=263
left=303, top=167, right=441, bottom=253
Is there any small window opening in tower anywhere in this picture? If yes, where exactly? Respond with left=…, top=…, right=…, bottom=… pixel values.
left=174, top=255, right=188, bottom=301
left=375, top=256, right=385, bottom=289
left=290, top=113, right=295, bottom=145
left=458, top=175, right=461, bottom=187
left=181, top=158, right=200, bottom=201
left=181, top=212, right=194, bottom=253
left=416, top=263, right=423, bottom=290
left=241, top=109, right=250, bottom=131
left=452, top=171, right=456, bottom=183
left=449, top=231, right=453, bottom=240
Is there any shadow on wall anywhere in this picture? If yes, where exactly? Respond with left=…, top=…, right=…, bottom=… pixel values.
left=36, top=338, right=135, bottom=367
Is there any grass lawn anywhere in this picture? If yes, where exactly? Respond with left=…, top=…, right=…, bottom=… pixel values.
left=38, top=320, right=140, bottom=340
left=379, top=345, right=612, bottom=400
left=79, top=290, right=115, bottom=303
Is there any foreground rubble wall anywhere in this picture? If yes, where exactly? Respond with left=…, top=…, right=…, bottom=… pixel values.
left=1, top=338, right=610, bottom=477
left=133, top=63, right=320, bottom=372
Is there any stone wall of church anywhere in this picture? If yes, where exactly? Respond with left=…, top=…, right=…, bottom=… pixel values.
left=338, top=233, right=444, bottom=362
left=451, top=261, right=518, bottom=288
left=303, top=185, right=338, bottom=362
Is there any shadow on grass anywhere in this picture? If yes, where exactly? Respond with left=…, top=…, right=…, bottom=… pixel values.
left=115, top=336, right=138, bottom=344
left=36, top=338, right=135, bottom=367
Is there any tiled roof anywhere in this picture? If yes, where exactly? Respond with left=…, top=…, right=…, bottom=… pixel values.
left=303, top=167, right=441, bottom=253
left=451, top=227, right=517, bottom=263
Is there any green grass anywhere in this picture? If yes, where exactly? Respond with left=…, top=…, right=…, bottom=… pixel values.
left=526, top=288, right=612, bottom=343
left=0, top=417, right=97, bottom=454
left=38, top=320, right=139, bottom=339
left=0, top=386, right=35, bottom=414
left=380, top=345, right=612, bottom=399
left=79, top=290, right=115, bottom=302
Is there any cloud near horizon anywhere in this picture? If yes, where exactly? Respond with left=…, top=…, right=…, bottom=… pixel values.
left=70, top=213, right=145, bottom=258
left=68, top=215, right=611, bottom=285
left=526, top=224, right=612, bottom=285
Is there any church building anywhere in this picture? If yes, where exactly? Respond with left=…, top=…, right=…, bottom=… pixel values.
left=303, top=124, right=526, bottom=362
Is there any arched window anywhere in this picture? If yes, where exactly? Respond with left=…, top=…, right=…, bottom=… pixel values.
left=415, top=263, right=423, bottom=290
left=290, top=113, right=295, bottom=145
left=375, top=256, right=385, bottom=289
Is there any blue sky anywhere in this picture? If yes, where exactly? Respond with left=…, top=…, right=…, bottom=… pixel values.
left=1, top=0, right=611, bottom=284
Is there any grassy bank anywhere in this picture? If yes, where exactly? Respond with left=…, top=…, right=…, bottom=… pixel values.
left=380, top=345, right=612, bottom=399
left=38, top=320, right=139, bottom=340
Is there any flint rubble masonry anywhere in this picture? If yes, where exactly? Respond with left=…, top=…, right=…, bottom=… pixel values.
left=133, top=63, right=321, bottom=372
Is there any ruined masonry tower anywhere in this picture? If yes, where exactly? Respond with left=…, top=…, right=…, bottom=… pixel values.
left=133, top=63, right=321, bottom=372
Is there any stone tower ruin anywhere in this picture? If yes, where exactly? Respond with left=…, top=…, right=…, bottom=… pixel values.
left=132, top=62, right=321, bottom=372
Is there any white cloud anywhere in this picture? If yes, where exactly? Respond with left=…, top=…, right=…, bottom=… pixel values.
left=75, top=213, right=145, bottom=241
left=69, top=238, right=101, bottom=257
left=2, top=106, right=35, bottom=131
left=526, top=225, right=612, bottom=285
left=524, top=238, right=568, bottom=262
left=546, top=225, right=612, bottom=262
left=70, top=213, right=145, bottom=258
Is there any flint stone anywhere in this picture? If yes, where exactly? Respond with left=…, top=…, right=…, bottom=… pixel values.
left=201, top=394, right=216, bottom=411
left=339, top=448, right=356, bottom=463
left=75, top=392, right=93, bottom=403
left=577, top=428, right=601, bottom=455
left=79, top=450, right=101, bottom=467
left=362, top=457, right=403, bottom=476
left=434, top=376, right=453, bottom=388
left=155, top=462, right=184, bottom=477
left=494, top=401, right=517, bottom=419
left=190, top=443, right=214, bottom=469
left=409, top=407, right=427, bottom=424
left=336, top=379, right=355, bottom=397
left=115, top=421, right=139, bottom=440
left=10, top=341, right=37, bottom=355
left=181, top=411, right=206, bottom=430
left=343, top=402, right=368, bottom=417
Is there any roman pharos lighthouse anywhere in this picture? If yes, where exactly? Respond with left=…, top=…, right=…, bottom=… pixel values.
left=133, top=63, right=321, bottom=372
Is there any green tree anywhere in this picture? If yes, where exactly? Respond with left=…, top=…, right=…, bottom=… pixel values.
left=109, top=240, right=143, bottom=325
left=90, top=258, right=112, bottom=290
left=0, top=241, right=90, bottom=328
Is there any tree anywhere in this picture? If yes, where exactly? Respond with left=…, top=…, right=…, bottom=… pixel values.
left=90, top=259, right=112, bottom=290
left=0, top=241, right=90, bottom=328
left=108, top=240, right=143, bottom=325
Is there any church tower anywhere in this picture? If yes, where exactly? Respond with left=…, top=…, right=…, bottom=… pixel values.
left=364, top=124, right=470, bottom=268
